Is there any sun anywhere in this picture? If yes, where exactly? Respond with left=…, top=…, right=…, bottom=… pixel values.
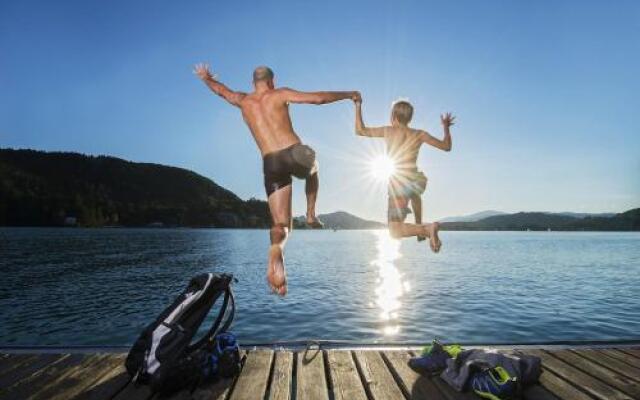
left=369, top=154, right=396, bottom=181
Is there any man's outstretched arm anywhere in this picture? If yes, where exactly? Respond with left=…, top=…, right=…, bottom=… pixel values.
left=419, top=112, right=455, bottom=151
left=355, top=99, right=386, bottom=138
left=194, top=63, right=246, bottom=107
left=281, top=88, right=360, bottom=105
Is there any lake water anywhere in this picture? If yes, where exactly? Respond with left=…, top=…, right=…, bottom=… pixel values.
left=1, top=228, right=639, bottom=346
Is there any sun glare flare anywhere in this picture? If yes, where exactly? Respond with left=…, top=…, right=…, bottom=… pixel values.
left=369, top=154, right=396, bottom=182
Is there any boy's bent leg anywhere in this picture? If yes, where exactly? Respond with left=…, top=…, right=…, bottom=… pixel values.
left=305, top=170, right=323, bottom=228
left=389, top=221, right=442, bottom=253
left=411, top=194, right=426, bottom=242
left=267, top=184, right=293, bottom=296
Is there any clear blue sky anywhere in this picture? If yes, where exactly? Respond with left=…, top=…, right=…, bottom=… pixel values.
left=1, top=0, right=638, bottom=221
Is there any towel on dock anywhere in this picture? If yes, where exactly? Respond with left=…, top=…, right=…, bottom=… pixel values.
left=440, top=349, right=541, bottom=392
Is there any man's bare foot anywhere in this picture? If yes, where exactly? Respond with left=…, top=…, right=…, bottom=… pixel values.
left=427, top=222, right=442, bottom=253
left=267, top=245, right=287, bottom=296
left=306, top=214, right=324, bottom=229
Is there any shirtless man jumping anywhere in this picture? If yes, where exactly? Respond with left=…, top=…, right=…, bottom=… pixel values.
left=194, top=63, right=360, bottom=296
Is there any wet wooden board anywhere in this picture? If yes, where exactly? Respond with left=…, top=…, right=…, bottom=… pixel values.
left=2, top=346, right=640, bottom=399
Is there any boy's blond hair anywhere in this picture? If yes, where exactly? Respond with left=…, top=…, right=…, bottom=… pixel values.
left=391, top=100, right=413, bottom=125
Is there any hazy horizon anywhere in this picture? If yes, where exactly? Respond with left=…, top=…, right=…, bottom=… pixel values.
left=2, top=1, right=639, bottom=221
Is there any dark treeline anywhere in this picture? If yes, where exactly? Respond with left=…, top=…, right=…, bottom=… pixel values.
left=0, top=149, right=270, bottom=228
left=441, top=210, right=640, bottom=231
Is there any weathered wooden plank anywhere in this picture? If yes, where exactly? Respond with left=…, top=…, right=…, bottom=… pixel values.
left=382, top=350, right=447, bottom=400
left=26, top=354, right=106, bottom=400
left=530, top=366, right=591, bottom=400
left=112, top=381, right=155, bottom=400
left=618, top=348, right=640, bottom=359
left=0, top=354, right=87, bottom=400
left=326, top=351, right=366, bottom=400
left=0, top=354, right=21, bottom=373
left=192, top=376, right=237, bottom=400
left=522, top=383, right=560, bottom=400
left=605, top=350, right=640, bottom=369
left=31, top=354, right=124, bottom=400
left=229, top=350, right=273, bottom=400
left=267, top=351, right=293, bottom=400
left=74, top=360, right=131, bottom=400
left=551, top=350, right=640, bottom=398
left=526, top=350, right=633, bottom=400
left=296, top=349, right=329, bottom=400
left=576, top=350, right=640, bottom=382
left=152, top=384, right=192, bottom=399
left=353, top=350, right=403, bottom=400
left=0, top=354, right=39, bottom=376
left=0, top=353, right=67, bottom=389
left=155, top=390, right=192, bottom=400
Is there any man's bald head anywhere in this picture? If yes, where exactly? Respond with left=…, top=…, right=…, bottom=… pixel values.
left=253, top=66, right=274, bottom=84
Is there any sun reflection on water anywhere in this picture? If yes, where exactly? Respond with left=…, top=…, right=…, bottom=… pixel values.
left=372, top=230, right=409, bottom=336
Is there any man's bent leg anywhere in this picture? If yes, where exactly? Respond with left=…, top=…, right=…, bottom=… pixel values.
left=305, top=170, right=323, bottom=228
left=411, top=194, right=426, bottom=242
left=267, top=184, right=292, bottom=296
left=389, top=221, right=442, bottom=253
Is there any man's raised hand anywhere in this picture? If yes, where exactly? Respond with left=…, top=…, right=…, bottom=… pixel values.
left=352, top=91, right=362, bottom=104
left=440, top=112, right=456, bottom=128
left=193, top=63, right=216, bottom=80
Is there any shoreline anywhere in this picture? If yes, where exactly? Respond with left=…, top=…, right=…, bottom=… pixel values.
left=1, top=226, right=639, bottom=232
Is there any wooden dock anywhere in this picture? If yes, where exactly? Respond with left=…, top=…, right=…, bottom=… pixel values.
left=1, top=346, right=639, bottom=399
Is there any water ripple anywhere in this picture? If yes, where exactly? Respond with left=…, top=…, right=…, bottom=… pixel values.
left=1, top=228, right=639, bottom=345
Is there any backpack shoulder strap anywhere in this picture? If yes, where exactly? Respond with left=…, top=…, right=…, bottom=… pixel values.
left=188, top=286, right=235, bottom=352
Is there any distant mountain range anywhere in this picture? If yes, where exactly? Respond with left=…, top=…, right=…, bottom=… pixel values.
left=2, top=148, right=637, bottom=231
left=293, top=211, right=385, bottom=230
left=439, top=210, right=618, bottom=223
left=439, top=210, right=507, bottom=222
left=439, top=210, right=639, bottom=231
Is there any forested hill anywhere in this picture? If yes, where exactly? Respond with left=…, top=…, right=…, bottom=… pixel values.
left=441, top=209, right=640, bottom=231
left=0, top=149, right=270, bottom=227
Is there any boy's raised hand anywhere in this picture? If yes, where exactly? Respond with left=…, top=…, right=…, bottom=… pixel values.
left=441, top=112, right=456, bottom=127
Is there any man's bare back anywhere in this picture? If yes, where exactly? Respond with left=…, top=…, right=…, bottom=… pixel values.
left=238, top=90, right=301, bottom=156
left=195, top=63, right=359, bottom=295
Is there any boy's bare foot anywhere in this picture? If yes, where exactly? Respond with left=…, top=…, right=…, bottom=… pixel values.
left=306, top=214, right=324, bottom=229
left=427, top=222, right=442, bottom=253
left=267, top=245, right=287, bottom=296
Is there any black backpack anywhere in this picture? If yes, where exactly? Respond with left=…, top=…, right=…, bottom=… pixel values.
left=125, top=273, right=240, bottom=393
